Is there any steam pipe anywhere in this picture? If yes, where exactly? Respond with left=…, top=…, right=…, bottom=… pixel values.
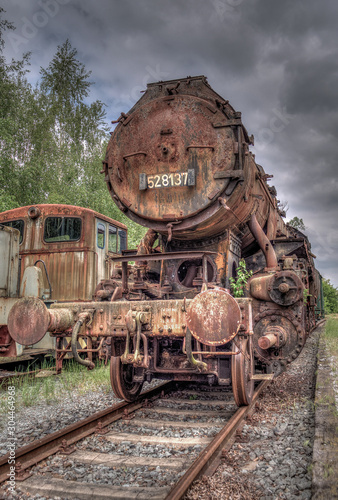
left=71, top=312, right=95, bottom=370
left=248, top=214, right=278, bottom=268
left=185, top=328, right=207, bottom=372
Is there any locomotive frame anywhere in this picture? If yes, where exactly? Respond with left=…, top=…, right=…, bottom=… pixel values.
left=8, top=76, right=324, bottom=406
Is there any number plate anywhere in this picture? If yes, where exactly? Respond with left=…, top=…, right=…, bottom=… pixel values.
left=139, top=170, right=195, bottom=190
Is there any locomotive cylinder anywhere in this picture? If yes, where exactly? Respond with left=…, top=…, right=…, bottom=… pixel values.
left=250, top=271, right=303, bottom=306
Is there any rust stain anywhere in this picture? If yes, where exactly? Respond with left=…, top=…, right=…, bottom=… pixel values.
left=105, top=76, right=276, bottom=245
left=186, top=289, right=241, bottom=346
left=0, top=204, right=127, bottom=302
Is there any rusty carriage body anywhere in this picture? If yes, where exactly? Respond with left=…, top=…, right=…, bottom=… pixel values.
left=8, top=76, right=324, bottom=405
left=0, top=204, right=127, bottom=365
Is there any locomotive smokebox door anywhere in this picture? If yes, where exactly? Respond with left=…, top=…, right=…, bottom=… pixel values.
left=107, top=95, right=236, bottom=224
left=186, top=289, right=241, bottom=346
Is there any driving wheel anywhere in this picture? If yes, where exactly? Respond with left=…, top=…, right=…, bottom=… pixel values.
left=110, top=355, right=143, bottom=401
left=231, top=336, right=254, bottom=406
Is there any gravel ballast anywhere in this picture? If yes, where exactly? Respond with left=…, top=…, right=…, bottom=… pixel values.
left=186, top=325, right=322, bottom=499
left=0, top=325, right=323, bottom=499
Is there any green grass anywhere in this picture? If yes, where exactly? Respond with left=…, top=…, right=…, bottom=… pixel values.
left=0, top=359, right=111, bottom=419
left=324, top=315, right=338, bottom=356
left=325, top=315, right=338, bottom=338
left=324, top=464, right=334, bottom=478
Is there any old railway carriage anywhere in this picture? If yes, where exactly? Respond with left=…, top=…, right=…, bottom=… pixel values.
left=0, top=204, right=127, bottom=367
left=8, top=77, right=324, bottom=405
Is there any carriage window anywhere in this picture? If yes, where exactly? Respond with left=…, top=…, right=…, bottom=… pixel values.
left=44, top=217, right=82, bottom=242
left=118, top=229, right=127, bottom=252
left=97, top=223, right=105, bottom=249
left=0, top=220, right=25, bottom=244
left=108, top=225, right=117, bottom=253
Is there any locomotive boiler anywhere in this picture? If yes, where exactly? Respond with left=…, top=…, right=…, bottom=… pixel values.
left=8, top=76, right=323, bottom=406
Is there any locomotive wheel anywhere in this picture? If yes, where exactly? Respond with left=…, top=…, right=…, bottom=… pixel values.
left=110, top=356, right=143, bottom=401
left=231, top=337, right=254, bottom=406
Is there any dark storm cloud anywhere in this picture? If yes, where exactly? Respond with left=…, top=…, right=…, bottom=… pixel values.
left=2, top=0, right=338, bottom=284
left=281, top=55, right=338, bottom=115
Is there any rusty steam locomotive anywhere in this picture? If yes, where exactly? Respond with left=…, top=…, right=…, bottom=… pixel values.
left=8, top=76, right=323, bottom=406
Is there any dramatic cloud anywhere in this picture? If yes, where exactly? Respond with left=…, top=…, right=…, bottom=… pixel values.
left=2, top=0, right=337, bottom=284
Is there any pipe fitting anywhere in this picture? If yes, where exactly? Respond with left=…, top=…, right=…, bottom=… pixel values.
left=71, top=311, right=95, bottom=370
left=248, top=214, right=278, bottom=269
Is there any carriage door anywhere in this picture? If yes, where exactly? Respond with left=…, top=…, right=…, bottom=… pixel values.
left=108, top=224, right=118, bottom=277
left=96, top=220, right=107, bottom=282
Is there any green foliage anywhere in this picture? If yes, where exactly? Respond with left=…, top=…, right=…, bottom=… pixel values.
left=303, top=288, right=311, bottom=304
left=123, top=218, right=148, bottom=248
left=288, top=216, right=306, bottom=231
left=325, top=316, right=338, bottom=340
left=0, top=7, right=14, bottom=51
left=36, top=40, right=109, bottom=207
left=322, top=278, right=338, bottom=314
left=229, top=259, right=253, bottom=297
left=189, top=394, right=198, bottom=400
left=0, top=14, right=148, bottom=249
left=40, top=39, right=91, bottom=107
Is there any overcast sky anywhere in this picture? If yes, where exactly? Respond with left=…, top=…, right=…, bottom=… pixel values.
left=2, top=0, right=338, bottom=286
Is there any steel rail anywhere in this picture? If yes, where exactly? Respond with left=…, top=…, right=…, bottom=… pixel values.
left=165, top=377, right=273, bottom=500
left=0, top=381, right=174, bottom=485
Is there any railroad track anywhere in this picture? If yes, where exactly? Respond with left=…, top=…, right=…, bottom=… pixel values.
left=0, top=377, right=272, bottom=499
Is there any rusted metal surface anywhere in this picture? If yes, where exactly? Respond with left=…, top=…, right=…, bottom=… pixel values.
left=186, top=289, right=241, bottom=346
left=268, top=271, right=303, bottom=306
left=231, top=337, right=254, bottom=406
left=99, top=76, right=322, bottom=401
left=250, top=270, right=303, bottom=306
left=3, top=76, right=324, bottom=406
left=0, top=381, right=174, bottom=485
left=8, top=297, right=191, bottom=369
left=110, top=250, right=218, bottom=263
left=110, top=355, right=144, bottom=401
left=7, top=296, right=75, bottom=347
left=48, top=307, right=74, bottom=332
left=247, top=214, right=278, bottom=269
left=104, top=76, right=279, bottom=244
left=258, top=332, right=278, bottom=349
left=0, top=227, right=20, bottom=356
left=0, top=225, right=20, bottom=298
left=0, top=325, right=16, bottom=357
left=7, top=297, right=50, bottom=346
left=252, top=309, right=303, bottom=373
left=165, top=378, right=272, bottom=500
left=98, top=77, right=323, bottom=401
left=0, top=204, right=128, bottom=360
left=109, top=250, right=218, bottom=300
left=0, top=204, right=127, bottom=301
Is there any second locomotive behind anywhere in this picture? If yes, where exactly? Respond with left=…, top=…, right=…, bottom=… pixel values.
left=8, top=76, right=323, bottom=406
